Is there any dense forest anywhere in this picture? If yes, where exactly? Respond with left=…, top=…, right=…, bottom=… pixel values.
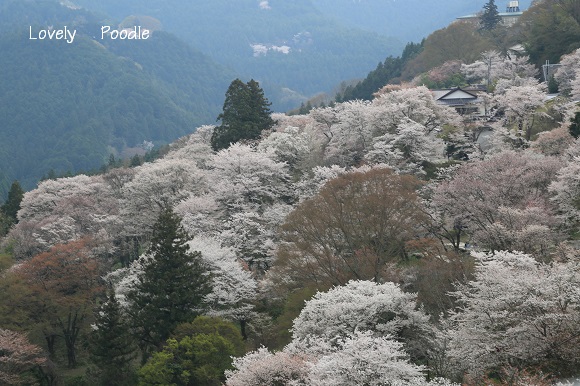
left=69, top=0, right=403, bottom=105
left=1, top=0, right=580, bottom=385
left=0, top=0, right=235, bottom=196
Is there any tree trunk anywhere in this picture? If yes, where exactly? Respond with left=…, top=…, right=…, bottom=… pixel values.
left=239, top=319, right=248, bottom=340
left=59, top=310, right=83, bottom=368
left=44, top=333, right=58, bottom=359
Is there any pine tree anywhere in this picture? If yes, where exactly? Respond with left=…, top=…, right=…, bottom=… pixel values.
left=126, top=206, right=212, bottom=359
left=480, top=0, right=502, bottom=31
left=89, top=292, right=137, bottom=386
left=211, top=79, right=274, bottom=151
left=1, top=180, right=24, bottom=223
left=246, top=79, right=274, bottom=130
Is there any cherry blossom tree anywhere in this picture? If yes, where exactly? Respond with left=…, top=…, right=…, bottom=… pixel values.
left=219, top=204, right=293, bottom=271
left=264, top=113, right=325, bottom=173
left=165, top=125, right=215, bottom=169
left=187, top=236, right=258, bottom=338
left=225, top=347, right=310, bottom=386
left=102, top=167, right=136, bottom=199
left=549, top=156, right=580, bottom=229
left=175, top=193, right=222, bottom=238
left=319, top=100, right=375, bottom=166
left=571, top=76, right=580, bottom=100
left=371, top=86, right=462, bottom=134
left=225, top=333, right=457, bottom=386
left=198, top=144, right=293, bottom=270
left=120, top=158, right=206, bottom=237
left=554, top=48, right=580, bottom=97
left=532, top=125, right=576, bottom=156
left=293, top=164, right=347, bottom=201
left=291, top=280, right=431, bottom=363
left=307, top=332, right=426, bottom=386
left=9, top=175, right=119, bottom=258
left=461, top=51, right=538, bottom=90
left=445, top=251, right=580, bottom=380
left=208, top=143, right=291, bottom=214
left=0, top=329, right=47, bottom=385
left=306, top=87, right=458, bottom=171
left=492, top=81, right=548, bottom=145
left=366, top=86, right=459, bottom=173
left=365, top=120, right=445, bottom=174
left=430, top=151, right=562, bottom=256
left=258, top=126, right=311, bottom=171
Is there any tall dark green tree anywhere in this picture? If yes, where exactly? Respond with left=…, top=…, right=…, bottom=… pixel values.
left=1, top=180, right=24, bottom=223
left=480, top=0, right=502, bottom=31
left=211, top=79, right=274, bottom=151
left=570, top=111, right=580, bottom=139
left=126, top=207, right=212, bottom=360
left=89, top=292, right=138, bottom=386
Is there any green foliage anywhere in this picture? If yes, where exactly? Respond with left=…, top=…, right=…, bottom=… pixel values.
left=418, top=71, right=466, bottom=90
left=480, top=0, right=502, bottom=31
left=211, top=79, right=274, bottom=151
left=519, top=0, right=580, bottom=68
left=0, top=180, right=19, bottom=232
left=0, top=253, right=13, bottom=273
left=401, top=22, right=494, bottom=80
left=127, top=207, right=212, bottom=355
left=0, top=1, right=235, bottom=196
left=1, top=181, right=24, bottom=222
left=268, top=287, right=318, bottom=350
left=570, top=111, right=580, bottom=139
left=337, top=42, right=423, bottom=102
left=139, top=318, right=241, bottom=386
left=70, top=0, right=402, bottom=110
left=548, top=75, right=559, bottom=94
left=89, top=292, right=138, bottom=386
left=172, top=316, right=245, bottom=357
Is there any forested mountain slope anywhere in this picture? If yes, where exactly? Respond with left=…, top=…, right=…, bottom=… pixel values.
left=335, top=0, right=580, bottom=103
left=2, top=1, right=580, bottom=384
left=70, top=0, right=403, bottom=109
left=0, top=0, right=234, bottom=196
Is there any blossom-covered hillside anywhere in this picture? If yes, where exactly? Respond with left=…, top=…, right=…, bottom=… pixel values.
left=2, top=45, right=580, bottom=385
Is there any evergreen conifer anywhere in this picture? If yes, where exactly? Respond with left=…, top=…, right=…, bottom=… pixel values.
left=211, top=79, right=274, bottom=151
left=1, top=181, right=24, bottom=223
left=127, top=206, right=212, bottom=359
left=480, top=0, right=502, bottom=31
left=89, top=292, right=137, bottom=385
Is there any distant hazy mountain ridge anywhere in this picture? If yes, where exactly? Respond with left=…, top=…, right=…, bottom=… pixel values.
left=0, top=0, right=234, bottom=195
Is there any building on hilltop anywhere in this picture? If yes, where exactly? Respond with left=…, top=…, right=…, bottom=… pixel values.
left=456, top=1, right=524, bottom=27
left=431, top=87, right=488, bottom=120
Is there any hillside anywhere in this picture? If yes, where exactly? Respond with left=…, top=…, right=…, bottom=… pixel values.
left=311, top=0, right=533, bottom=42
left=70, top=0, right=403, bottom=110
left=0, top=0, right=235, bottom=196
left=2, top=0, right=580, bottom=384
left=2, top=50, right=580, bottom=382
